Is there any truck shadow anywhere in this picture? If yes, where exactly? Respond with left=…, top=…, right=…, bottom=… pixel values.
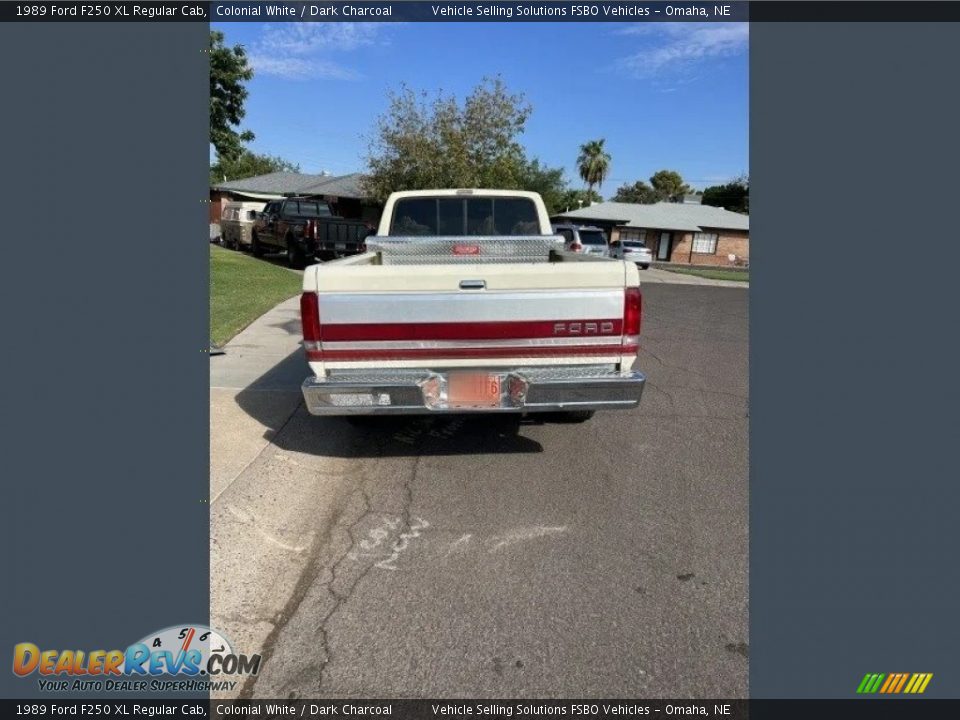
left=231, top=347, right=544, bottom=457
left=267, top=317, right=302, bottom=336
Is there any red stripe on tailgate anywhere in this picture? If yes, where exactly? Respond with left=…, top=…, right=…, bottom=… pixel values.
left=311, top=344, right=633, bottom=362
left=322, top=319, right=624, bottom=341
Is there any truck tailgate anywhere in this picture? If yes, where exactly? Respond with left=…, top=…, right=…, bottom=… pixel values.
left=302, top=261, right=639, bottom=372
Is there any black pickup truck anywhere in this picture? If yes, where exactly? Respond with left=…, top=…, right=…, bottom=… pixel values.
left=251, top=197, right=375, bottom=268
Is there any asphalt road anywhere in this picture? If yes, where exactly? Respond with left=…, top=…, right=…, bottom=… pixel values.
left=213, top=283, right=748, bottom=699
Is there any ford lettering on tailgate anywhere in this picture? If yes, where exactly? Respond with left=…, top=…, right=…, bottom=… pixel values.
left=554, top=321, right=617, bottom=335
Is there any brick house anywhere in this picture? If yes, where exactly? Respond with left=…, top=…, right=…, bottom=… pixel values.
left=551, top=199, right=749, bottom=267
left=209, top=172, right=379, bottom=223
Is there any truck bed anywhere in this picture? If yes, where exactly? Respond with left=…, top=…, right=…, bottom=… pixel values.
left=297, top=190, right=645, bottom=416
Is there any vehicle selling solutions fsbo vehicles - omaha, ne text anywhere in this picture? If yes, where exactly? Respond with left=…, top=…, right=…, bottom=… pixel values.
left=298, top=189, right=645, bottom=421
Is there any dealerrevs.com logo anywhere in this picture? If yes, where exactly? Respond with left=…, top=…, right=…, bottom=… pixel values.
left=12, top=624, right=261, bottom=693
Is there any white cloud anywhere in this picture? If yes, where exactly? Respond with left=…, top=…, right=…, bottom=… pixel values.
left=617, top=23, right=749, bottom=81
left=258, top=23, right=381, bottom=55
left=247, top=54, right=360, bottom=81
left=248, top=23, right=384, bottom=80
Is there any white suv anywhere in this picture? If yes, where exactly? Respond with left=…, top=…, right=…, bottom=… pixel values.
left=552, top=224, right=610, bottom=257
left=610, top=239, right=653, bottom=269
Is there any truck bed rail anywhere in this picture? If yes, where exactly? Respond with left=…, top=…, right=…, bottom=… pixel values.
left=366, top=235, right=565, bottom=264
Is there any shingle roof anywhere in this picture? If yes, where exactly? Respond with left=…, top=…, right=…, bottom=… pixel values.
left=554, top=201, right=749, bottom=232
left=213, top=172, right=321, bottom=194
left=212, top=172, right=367, bottom=199
left=297, top=172, right=365, bottom=198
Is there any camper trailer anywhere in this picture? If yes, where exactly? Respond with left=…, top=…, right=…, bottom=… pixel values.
left=220, top=201, right=266, bottom=250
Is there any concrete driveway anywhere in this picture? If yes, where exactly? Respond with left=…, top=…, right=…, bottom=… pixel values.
left=210, top=283, right=748, bottom=698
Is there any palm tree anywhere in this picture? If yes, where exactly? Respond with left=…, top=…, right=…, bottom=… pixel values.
left=577, top=139, right=612, bottom=201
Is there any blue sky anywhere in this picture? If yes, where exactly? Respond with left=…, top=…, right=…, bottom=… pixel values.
left=213, top=21, right=748, bottom=193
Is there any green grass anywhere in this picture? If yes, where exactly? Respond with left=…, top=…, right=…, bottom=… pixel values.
left=210, top=245, right=303, bottom=346
left=659, top=266, right=750, bottom=282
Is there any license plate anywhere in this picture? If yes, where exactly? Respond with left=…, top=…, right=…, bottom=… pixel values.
left=335, top=242, right=347, bottom=250
left=447, top=372, right=502, bottom=408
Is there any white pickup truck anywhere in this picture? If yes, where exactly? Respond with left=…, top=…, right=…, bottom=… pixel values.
left=299, top=189, right=645, bottom=420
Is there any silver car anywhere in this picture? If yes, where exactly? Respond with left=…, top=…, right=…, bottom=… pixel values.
left=610, top=239, right=653, bottom=269
left=552, top=224, right=610, bottom=257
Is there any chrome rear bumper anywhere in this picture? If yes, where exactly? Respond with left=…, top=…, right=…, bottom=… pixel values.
left=301, top=367, right=645, bottom=416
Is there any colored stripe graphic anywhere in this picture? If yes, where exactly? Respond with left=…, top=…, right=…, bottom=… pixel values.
left=882, top=673, right=902, bottom=693
left=884, top=673, right=904, bottom=693
left=857, top=673, right=885, bottom=693
left=894, top=673, right=910, bottom=693
left=321, top=319, right=624, bottom=341
left=858, top=672, right=933, bottom=694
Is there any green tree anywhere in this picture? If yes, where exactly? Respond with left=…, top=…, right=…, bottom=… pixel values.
left=515, top=159, right=579, bottom=215
left=557, top=189, right=603, bottom=212
left=612, top=180, right=657, bottom=204
left=576, top=139, right=612, bottom=198
left=210, top=150, right=301, bottom=185
left=210, top=30, right=254, bottom=163
left=362, top=78, right=533, bottom=201
left=649, top=170, right=692, bottom=202
left=702, top=175, right=749, bottom=213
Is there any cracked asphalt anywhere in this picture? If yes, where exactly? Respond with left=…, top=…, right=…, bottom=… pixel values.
left=210, top=283, right=748, bottom=699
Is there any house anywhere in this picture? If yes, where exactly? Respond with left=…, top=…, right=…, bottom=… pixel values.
left=552, top=199, right=749, bottom=267
left=209, top=172, right=379, bottom=223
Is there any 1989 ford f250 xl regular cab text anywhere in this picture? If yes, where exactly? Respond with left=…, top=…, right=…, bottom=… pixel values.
left=299, top=189, right=645, bottom=421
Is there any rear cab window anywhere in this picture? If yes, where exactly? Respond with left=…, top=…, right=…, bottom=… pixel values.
left=282, top=200, right=332, bottom=218
left=578, top=230, right=608, bottom=246
left=296, top=201, right=332, bottom=218
left=390, top=197, right=540, bottom=236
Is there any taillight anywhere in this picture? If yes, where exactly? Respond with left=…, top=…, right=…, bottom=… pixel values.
left=300, top=292, right=322, bottom=360
left=623, top=287, right=642, bottom=352
left=570, top=242, right=583, bottom=252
